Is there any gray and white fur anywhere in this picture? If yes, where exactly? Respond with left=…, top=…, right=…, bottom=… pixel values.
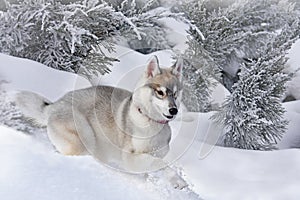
left=15, top=56, right=186, bottom=188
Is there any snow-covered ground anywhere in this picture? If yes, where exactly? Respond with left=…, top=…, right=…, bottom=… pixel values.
left=0, top=125, right=201, bottom=200
left=1, top=47, right=300, bottom=199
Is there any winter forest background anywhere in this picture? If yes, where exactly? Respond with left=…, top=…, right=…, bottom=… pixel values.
left=1, top=0, right=300, bottom=199
left=0, top=0, right=300, bottom=151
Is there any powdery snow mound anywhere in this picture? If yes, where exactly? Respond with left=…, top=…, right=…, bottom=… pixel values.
left=179, top=142, right=300, bottom=200
left=278, top=100, right=300, bottom=149
left=0, top=126, right=200, bottom=200
left=0, top=53, right=91, bottom=101
left=287, top=39, right=300, bottom=73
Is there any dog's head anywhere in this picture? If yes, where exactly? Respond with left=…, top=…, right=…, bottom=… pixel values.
left=133, top=56, right=183, bottom=123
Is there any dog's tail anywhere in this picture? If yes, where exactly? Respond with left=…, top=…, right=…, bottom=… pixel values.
left=15, top=91, right=52, bottom=126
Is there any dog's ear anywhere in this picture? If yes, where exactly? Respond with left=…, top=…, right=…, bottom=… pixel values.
left=171, top=58, right=183, bottom=81
left=146, top=55, right=161, bottom=78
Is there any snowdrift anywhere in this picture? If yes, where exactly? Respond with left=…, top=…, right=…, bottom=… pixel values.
left=0, top=53, right=91, bottom=101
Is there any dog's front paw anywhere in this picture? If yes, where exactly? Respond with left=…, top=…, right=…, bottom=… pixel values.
left=169, top=173, right=188, bottom=190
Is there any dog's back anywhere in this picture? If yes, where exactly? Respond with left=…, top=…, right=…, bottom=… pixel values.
left=48, top=85, right=131, bottom=121
left=15, top=86, right=131, bottom=125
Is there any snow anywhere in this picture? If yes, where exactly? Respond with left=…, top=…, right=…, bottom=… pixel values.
left=0, top=126, right=196, bottom=200
left=277, top=100, right=300, bottom=149
left=0, top=53, right=91, bottom=101
left=285, top=39, right=300, bottom=99
left=287, top=39, right=300, bottom=73
left=1, top=31, right=300, bottom=200
left=181, top=143, right=300, bottom=200
left=159, top=17, right=190, bottom=53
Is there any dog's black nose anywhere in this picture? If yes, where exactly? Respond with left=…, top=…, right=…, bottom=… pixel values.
left=169, top=108, right=178, bottom=116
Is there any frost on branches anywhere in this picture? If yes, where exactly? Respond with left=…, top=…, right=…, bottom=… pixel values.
left=181, top=41, right=220, bottom=112
left=0, top=0, right=120, bottom=79
left=109, top=0, right=184, bottom=54
left=213, top=20, right=300, bottom=150
left=176, top=0, right=299, bottom=112
left=0, top=0, right=187, bottom=77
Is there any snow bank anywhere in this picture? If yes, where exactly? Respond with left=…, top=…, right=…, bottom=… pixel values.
left=0, top=53, right=91, bottom=101
left=278, top=100, right=300, bottom=149
left=180, top=142, right=300, bottom=200
left=287, top=39, right=300, bottom=73
left=0, top=126, right=152, bottom=200
left=0, top=125, right=199, bottom=200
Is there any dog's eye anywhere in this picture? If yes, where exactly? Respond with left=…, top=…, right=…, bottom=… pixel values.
left=156, top=90, right=164, bottom=97
left=174, top=91, right=177, bottom=98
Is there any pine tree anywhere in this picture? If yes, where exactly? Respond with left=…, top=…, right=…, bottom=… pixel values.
left=181, top=40, right=220, bottom=112
left=0, top=0, right=122, bottom=79
left=176, top=0, right=299, bottom=112
left=213, top=19, right=300, bottom=150
left=109, top=0, right=184, bottom=54
left=0, top=0, right=188, bottom=77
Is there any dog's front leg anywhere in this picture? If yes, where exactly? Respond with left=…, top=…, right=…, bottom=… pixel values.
left=122, top=152, right=188, bottom=189
left=122, top=152, right=167, bottom=173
